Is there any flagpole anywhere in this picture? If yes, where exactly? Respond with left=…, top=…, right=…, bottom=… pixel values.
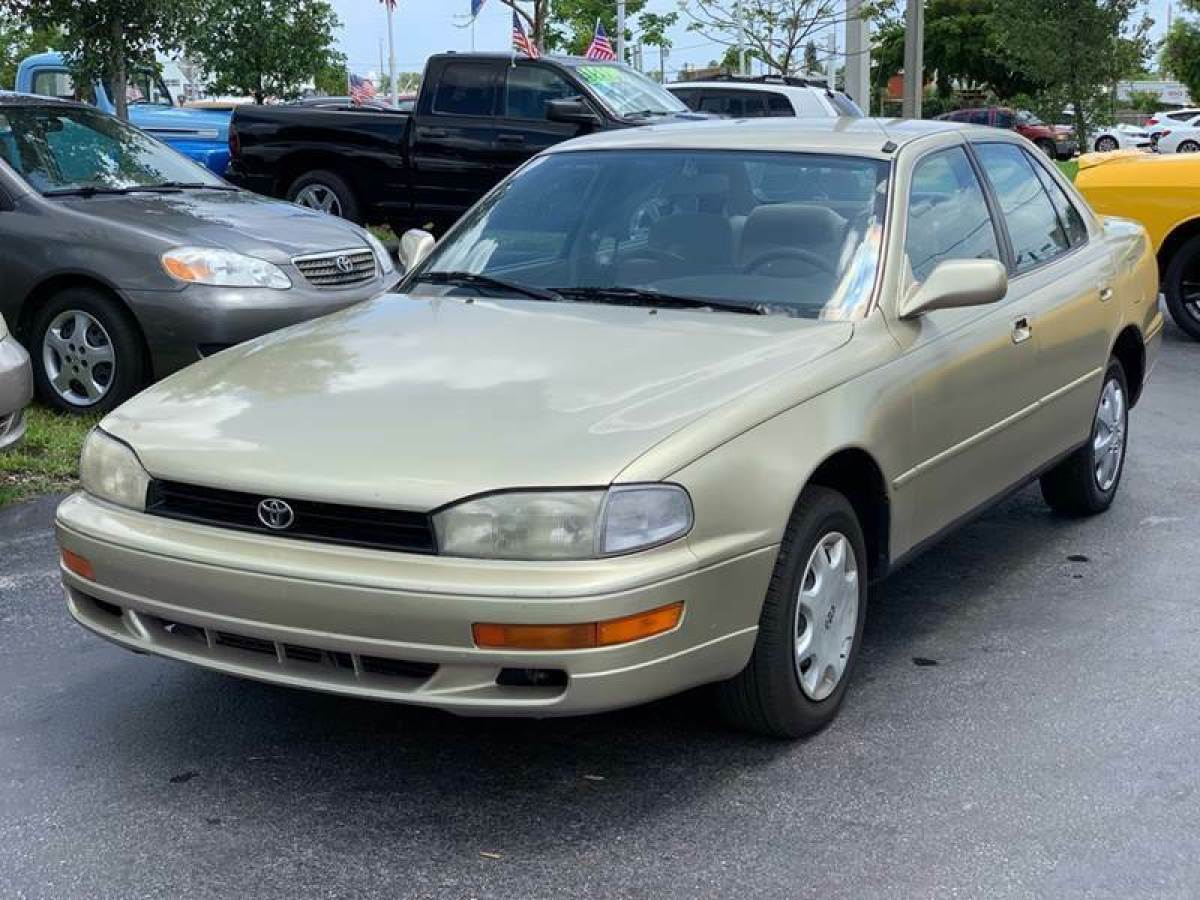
left=387, top=1, right=398, bottom=108
left=616, top=1, right=626, bottom=63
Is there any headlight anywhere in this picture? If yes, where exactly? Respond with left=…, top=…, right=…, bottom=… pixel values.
left=162, top=247, right=291, bottom=289
left=79, top=429, right=150, bottom=511
left=433, top=485, right=692, bottom=560
left=363, top=230, right=396, bottom=276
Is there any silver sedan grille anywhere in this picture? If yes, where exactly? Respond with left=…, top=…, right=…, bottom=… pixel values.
left=292, top=248, right=377, bottom=290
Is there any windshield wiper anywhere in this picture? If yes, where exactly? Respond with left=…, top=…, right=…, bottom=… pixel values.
left=143, top=181, right=238, bottom=191
left=43, top=186, right=140, bottom=197
left=625, top=109, right=672, bottom=119
left=414, top=271, right=565, bottom=303
left=552, top=286, right=767, bottom=316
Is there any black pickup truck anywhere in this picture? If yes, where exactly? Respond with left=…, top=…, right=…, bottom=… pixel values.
left=226, top=53, right=709, bottom=234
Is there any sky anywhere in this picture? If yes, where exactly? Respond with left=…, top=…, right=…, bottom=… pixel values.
left=329, top=0, right=1177, bottom=84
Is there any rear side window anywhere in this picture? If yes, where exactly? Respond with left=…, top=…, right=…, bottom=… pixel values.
left=670, top=88, right=701, bottom=111
left=505, top=65, right=577, bottom=120
left=766, top=92, right=794, bottom=116
left=966, top=109, right=990, bottom=125
left=699, top=91, right=767, bottom=118
left=974, top=142, right=1070, bottom=273
left=994, top=110, right=1014, bottom=129
left=789, top=91, right=828, bottom=117
left=906, top=146, right=1000, bottom=282
left=1029, top=155, right=1088, bottom=247
left=432, top=63, right=498, bottom=117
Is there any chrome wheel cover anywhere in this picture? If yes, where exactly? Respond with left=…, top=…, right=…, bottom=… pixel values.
left=1093, top=377, right=1127, bottom=492
left=293, top=184, right=343, bottom=216
left=794, top=531, right=859, bottom=702
left=42, top=310, right=115, bottom=407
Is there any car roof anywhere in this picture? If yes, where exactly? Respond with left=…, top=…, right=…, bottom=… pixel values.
left=0, top=90, right=84, bottom=109
left=666, top=81, right=836, bottom=95
left=545, top=116, right=983, bottom=158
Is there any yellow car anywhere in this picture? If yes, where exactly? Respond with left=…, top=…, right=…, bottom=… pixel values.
left=1076, top=150, right=1200, bottom=339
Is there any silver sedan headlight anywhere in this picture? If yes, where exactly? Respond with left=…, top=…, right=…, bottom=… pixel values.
left=79, top=430, right=150, bottom=511
left=363, top=230, right=396, bottom=276
left=162, top=247, right=292, bottom=289
left=433, top=485, right=693, bottom=560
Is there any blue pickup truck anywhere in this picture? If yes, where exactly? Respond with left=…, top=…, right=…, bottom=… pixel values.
left=14, top=52, right=231, bottom=174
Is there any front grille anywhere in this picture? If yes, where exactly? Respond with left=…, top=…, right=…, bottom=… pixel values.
left=145, top=480, right=438, bottom=554
left=293, top=248, right=377, bottom=289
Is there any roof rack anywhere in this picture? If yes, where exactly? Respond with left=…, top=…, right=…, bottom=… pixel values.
left=703, top=73, right=833, bottom=90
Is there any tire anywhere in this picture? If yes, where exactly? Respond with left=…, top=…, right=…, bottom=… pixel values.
left=1036, top=139, right=1058, bottom=158
left=1162, top=233, right=1200, bottom=341
left=287, top=170, right=362, bottom=223
left=1095, top=136, right=1119, bottom=153
left=1039, top=358, right=1130, bottom=517
left=29, top=286, right=146, bottom=416
left=716, top=486, right=868, bottom=739
left=1179, top=140, right=1200, bottom=154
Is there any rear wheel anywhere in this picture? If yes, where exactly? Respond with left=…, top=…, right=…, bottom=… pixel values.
left=1040, top=358, right=1129, bottom=516
left=1178, top=140, right=1200, bottom=154
left=287, top=170, right=361, bottom=223
left=30, top=287, right=146, bottom=415
left=1094, top=135, right=1119, bottom=153
left=717, top=486, right=868, bottom=738
left=1163, top=233, right=1200, bottom=340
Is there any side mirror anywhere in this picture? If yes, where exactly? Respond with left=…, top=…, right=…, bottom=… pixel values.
left=899, top=259, right=1008, bottom=319
left=546, top=98, right=600, bottom=126
left=399, top=228, right=436, bottom=272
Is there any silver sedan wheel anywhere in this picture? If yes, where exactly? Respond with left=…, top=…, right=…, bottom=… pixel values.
left=42, top=310, right=116, bottom=408
left=794, top=531, right=859, bottom=702
left=293, top=184, right=343, bottom=217
left=1093, top=378, right=1126, bottom=492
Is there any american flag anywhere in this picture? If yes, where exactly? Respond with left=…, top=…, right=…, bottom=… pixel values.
left=585, top=20, right=616, bottom=61
left=350, top=74, right=377, bottom=106
left=512, top=10, right=539, bottom=59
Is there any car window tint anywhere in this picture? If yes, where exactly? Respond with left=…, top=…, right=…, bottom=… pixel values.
left=905, top=146, right=1000, bottom=282
left=432, top=63, right=497, bottom=117
left=1028, top=154, right=1088, bottom=247
left=766, top=92, right=794, bottom=116
left=505, top=65, right=577, bottom=120
left=670, top=88, right=701, bottom=111
left=974, top=142, right=1070, bottom=273
left=967, top=109, right=990, bottom=125
left=995, top=110, right=1014, bottom=129
left=699, top=91, right=767, bottom=117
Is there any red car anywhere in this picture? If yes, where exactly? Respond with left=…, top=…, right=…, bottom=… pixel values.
left=936, top=107, right=1077, bottom=159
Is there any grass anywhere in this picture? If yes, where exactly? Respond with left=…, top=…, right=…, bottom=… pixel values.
left=0, top=406, right=96, bottom=508
left=1057, top=159, right=1079, bottom=182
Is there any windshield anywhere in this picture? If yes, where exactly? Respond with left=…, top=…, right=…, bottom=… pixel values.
left=410, top=149, right=890, bottom=320
left=0, top=105, right=223, bottom=194
left=1016, top=110, right=1043, bottom=126
left=103, top=70, right=174, bottom=106
left=566, top=62, right=688, bottom=117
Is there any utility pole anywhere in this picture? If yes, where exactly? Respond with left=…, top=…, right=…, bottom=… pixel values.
left=617, top=1, right=626, bottom=63
left=735, top=0, right=747, bottom=74
left=387, top=0, right=398, bottom=108
left=844, top=0, right=871, bottom=111
left=901, top=0, right=924, bottom=119
left=378, top=38, right=385, bottom=93
left=826, top=29, right=836, bottom=88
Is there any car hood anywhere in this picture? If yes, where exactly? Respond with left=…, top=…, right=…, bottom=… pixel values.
left=51, top=190, right=369, bottom=261
left=103, top=295, right=854, bottom=510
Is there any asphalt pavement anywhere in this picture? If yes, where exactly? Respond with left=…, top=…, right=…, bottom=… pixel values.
left=1, top=322, right=1198, bottom=899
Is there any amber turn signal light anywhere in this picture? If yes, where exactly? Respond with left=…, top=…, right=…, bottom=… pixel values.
left=61, top=549, right=96, bottom=581
left=473, top=602, right=683, bottom=651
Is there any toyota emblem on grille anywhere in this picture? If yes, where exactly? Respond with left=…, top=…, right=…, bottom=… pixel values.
left=257, top=498, right=295, bottom=530
left=334, top=255, right=354, bottom=274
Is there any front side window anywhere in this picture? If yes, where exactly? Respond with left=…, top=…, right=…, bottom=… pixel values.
left=974, top=142, right=1069, bottom=273
left=0, top=106, right=223, bottom=194
left=505, top=65, right=577, bottom=120
left=409, top=149, right=890, bottom=320
left=995, top=110, right=1015, bottom=129
left=104, top=70, right=174, bottom=106
left=31, top=70, right=76, bottom=100
left=432, top=63, right=498, bottom=117
left=906, top=146, right=1000, bottom=282
left=966, top=109, right=990, bottom=125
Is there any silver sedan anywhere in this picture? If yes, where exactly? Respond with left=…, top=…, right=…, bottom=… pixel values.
left=0, top=313, right=32, bottom=451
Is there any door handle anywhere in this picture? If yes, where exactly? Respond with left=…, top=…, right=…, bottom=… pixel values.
left=420, top=128, right=449, bottom=138
left=1099, top=285, right=1114, bottom=302
left=496, top=133, right=526, bottom=144
left=1012, top=316, right=1033, bottom=344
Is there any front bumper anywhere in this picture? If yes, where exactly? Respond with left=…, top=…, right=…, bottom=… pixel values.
left=1055, top=139, right=1078, bottom=159
left=55, top=493, right=773, bottom=716
left=129, top=274, right=400, bottom=378
left=0, top=336, right=33, bottom=451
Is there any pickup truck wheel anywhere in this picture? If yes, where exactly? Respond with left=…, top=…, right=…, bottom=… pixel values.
left=716, top=486, right=867, bottom=739
left=30, top=287, right=146, bottom=415
left=287, top=170, right=361, bottom=223
left=1040, top=358, right=1129, bottom=516
left=1163, top=233, right=1200, bottom=340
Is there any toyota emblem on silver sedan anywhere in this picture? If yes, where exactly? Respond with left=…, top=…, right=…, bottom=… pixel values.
left=257, top=498, right=295, bottom=530
left=334, top=255, right=354, bottom=274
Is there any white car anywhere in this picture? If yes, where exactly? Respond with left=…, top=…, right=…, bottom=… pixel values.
left=667, top=76, right=864, bottom=119
left=1154, top=119, right=1200, bottom=154
left=1146, top=107, right=1200, bottom=131
left=1090, top=123, right=1152, bottom=153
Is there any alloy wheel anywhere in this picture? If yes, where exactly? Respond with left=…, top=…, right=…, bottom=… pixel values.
left=42, top=310, right=116, bottom=408
left=794, top=531, right=859, bottom=702
left=1092, top=377, right=1126, bottom=492
left=293, top=184, right=343, bottom=216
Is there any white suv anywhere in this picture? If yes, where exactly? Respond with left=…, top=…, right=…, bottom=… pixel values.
left=667, top=76, right=864, bottom=119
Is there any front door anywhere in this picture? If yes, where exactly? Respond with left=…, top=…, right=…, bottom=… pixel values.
left=496, top=63, right=588, bottom=173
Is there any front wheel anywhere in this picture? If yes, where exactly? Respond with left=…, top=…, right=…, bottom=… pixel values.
left=1040, top=358, right=1130, bottom=516
left=717, top=486, right=868, bottom=738
left=1095, top=135, right=1119, bottom=153
left=1163, top=233, right=1200, bottom=340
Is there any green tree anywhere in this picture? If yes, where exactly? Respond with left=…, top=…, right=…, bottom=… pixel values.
left=1, top=0, right=198, bottom=120
left=996, top=0, right=1150, bottom=149
left=1125, top=89, right=1161, bottom=114
left=680, top=0, right=848, bottom=76
left=1163, top=2, right=1200, bottom=103
left=187, top=0, right=342, bottom=104
left=0, top=15, right=62, bottom=89
left=803, top=39, right=823, bottom=74
left=545, top=0, right=648, bottom=56
left=638, top=11, right=679, bottom=78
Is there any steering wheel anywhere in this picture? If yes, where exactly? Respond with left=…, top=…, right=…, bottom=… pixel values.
left=745, top=247, right=836, bottom=276
left=622, top=246, right=688, bottom=267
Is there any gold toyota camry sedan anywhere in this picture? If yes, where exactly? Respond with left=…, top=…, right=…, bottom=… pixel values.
left=56, top=118, right=1162, bottom=738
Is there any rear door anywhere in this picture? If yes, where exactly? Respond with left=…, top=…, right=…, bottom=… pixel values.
left=496, top=62, right=591, bottom=172
left=409, top=58, right=504, bottom=228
